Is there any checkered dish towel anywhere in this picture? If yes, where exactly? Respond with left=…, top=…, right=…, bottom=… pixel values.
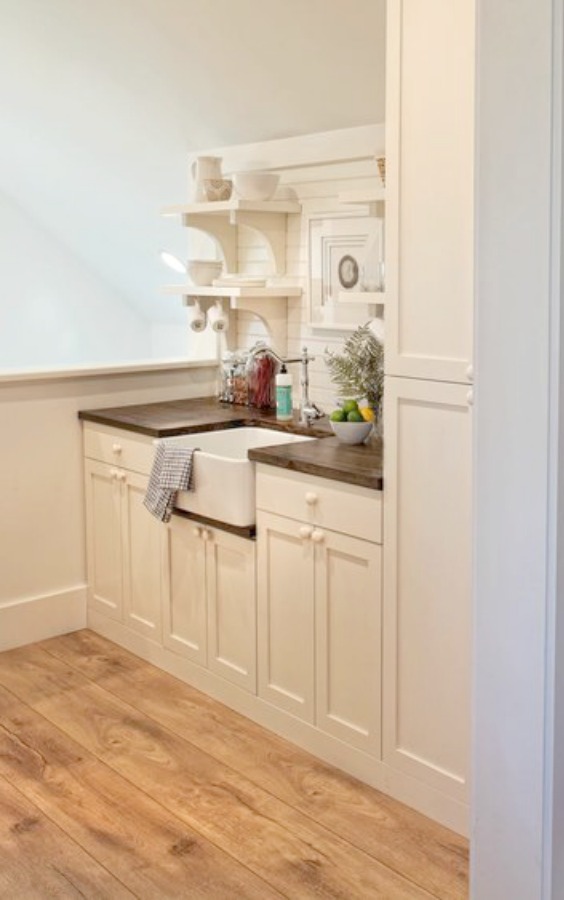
left=144, top=441, right=196, bottom=523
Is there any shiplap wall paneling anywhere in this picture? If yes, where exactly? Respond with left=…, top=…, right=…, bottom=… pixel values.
left=235, top=158, right=384, bottom=406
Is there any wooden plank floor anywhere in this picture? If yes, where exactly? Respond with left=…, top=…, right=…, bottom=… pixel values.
left=0, top=630, right=468, bottom=898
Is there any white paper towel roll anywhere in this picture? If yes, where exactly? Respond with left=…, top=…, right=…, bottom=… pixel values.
left=187, top=300, right=206, bottom=332
left=207, top=300, right=229, bottom=333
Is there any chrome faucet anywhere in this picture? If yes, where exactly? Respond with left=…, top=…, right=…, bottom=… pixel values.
left=247, top=342, right=324, bottom=426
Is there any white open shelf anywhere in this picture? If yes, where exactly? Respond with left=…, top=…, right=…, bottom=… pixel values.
left=307, top=320, right=359, bottom=332
left=337, top=290, right=386, bottom=305
left=162, top=199, right=301, bottom=275
left=162, top=199, right=301, bottom=216
left=338, top=187, right=386, bottom=205
left=163, top=285, right=302, bottom=299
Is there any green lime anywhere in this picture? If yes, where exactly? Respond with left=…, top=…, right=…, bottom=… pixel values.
left=347, top=410, right=364, bottom=422
left=342, top=399, right=359, bottom=415
left=330, top=409, right=346, bottom=422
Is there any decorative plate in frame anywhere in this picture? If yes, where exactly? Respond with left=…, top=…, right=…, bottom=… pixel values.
left=308, top=214, right=384, bottom=327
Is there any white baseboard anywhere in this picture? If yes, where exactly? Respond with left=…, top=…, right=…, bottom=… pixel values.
left=0, top=586, right=87, bottom=651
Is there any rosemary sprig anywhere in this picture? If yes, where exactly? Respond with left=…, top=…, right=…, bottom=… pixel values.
left=324, top=323, right=384, bottom=412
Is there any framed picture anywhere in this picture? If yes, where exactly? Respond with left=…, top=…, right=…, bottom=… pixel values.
left=308, top=214, right=384, bottom=327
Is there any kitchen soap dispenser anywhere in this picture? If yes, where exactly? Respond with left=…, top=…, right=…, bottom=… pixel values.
left=275, top=364, right=293, bottom=421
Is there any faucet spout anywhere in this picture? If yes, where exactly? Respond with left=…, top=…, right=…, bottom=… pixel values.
left=298, top=346, right=324, bottom=426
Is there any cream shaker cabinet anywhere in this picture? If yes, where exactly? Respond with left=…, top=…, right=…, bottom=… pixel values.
left=84, top=430, right=162, bottom=641
left=383, top=0, right=475, bottom=819
left=256, top=467, right=382, bottom=756
left=162, top=516, right=257, bottom=693
left=161, top=515, right=207, bottom=664
left=382, top=378, right=472, bottom=804
left=84, top=458, right=123, bottom=622
left=385, top=0, right=475, bottom=384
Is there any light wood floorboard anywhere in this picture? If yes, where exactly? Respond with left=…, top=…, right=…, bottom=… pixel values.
left=0, top=631, right=468, bottom=898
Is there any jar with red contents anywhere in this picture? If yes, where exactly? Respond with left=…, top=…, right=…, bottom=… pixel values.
left=247, top=353, right=277, bottom=409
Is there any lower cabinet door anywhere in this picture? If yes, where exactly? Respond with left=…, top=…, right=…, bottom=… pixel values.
left=383, top=375, right=472, bottom=803
left=206, top=529, right=256, bottom=692
left=121, top=471, right=163, bottom=641
left=162, top=516, right=207, bottom=663
left=84, top=459, right=123, bottom=621
left=315, top=529, right=382, bottom=756
left=257, top=511, right=315, bottom=721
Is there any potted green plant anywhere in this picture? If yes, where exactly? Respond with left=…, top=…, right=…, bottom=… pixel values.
left=324, top=323, right=384, bottom=423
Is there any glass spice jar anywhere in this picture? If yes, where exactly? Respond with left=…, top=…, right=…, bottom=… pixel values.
left=218, top=352, right=234, bottom=403
left=232, top=352, right=249, bottom=406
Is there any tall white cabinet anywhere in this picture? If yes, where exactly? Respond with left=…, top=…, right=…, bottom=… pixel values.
left=385, top=0, right=475, bottom=384
left=383, top=0, right=475, bottom=819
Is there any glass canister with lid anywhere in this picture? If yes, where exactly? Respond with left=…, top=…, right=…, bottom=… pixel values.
left=247, top=352, right=277, bottom=409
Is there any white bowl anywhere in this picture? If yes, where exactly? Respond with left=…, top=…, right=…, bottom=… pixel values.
left=187, top=259, right=223, bottom=286
left=330, top=420, right=373, bottom=445
left=232, top=171, right=280, bottom=201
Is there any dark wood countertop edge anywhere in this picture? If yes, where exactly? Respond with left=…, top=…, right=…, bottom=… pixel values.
left=78, top=410, right=249, bottom=438
left=78, top=408, right=330, bottom=439
left=249, top=450, right=383, bottom=491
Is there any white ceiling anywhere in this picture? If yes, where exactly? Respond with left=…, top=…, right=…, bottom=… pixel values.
left=0, top=0, right=386, bottom=323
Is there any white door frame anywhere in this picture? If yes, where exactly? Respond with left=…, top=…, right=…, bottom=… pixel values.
left=473, top=1, right=564, bottom=897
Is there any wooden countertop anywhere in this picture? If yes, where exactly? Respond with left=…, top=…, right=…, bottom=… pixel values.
left=79, top=397, right=383, bottom=490
left=248, top=435, right=382, bottom=490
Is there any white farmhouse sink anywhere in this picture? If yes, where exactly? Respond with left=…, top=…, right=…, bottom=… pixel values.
left=161, top=427, right=314, bottom=527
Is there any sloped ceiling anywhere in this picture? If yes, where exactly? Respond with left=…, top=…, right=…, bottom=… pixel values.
left=0, top=0, right=385, bottom=323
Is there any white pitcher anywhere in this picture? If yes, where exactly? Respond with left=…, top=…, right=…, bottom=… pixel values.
left=190, top=156, right=223, bottom=202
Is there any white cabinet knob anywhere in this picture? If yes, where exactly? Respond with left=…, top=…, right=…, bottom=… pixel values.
left=117, top=471, right=126, bottom=482
left=466, top=364, right=474, bottom=383
left=305, top=492, right=318, bottom=506
left=466, top=390, right=474, bottom=406
left=201, top=529, right=211, bottom=542
left=192, top=526, right=201, bottom=538
left=311, top=529, right=325, bottom=544
left=110, top=468, right=119, bottom=479
left=299, top=525, right=313, bottom=539
left=112, top=443, right=123, bottom=454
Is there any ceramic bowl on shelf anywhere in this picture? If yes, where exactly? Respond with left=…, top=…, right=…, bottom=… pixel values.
left=330, top=420, right=373, bottom=445
left=203, top=178, right=233, bottom=202
left=187, top=259, right=223, bottom=286
left=232, top=171, right=280, bottom=201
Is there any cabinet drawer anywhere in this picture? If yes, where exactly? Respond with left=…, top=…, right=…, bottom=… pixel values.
left=83, top=424, right=154, bottom=475
left=256, top=466, right=382, bottom=544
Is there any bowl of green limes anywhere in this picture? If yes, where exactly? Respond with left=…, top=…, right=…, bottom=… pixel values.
left=329, top=400, right=374, bottom=444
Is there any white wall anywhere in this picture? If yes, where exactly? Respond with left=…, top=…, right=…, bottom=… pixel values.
left=0, top=191, right=152, bottom=367
left=0, top=190, right=222, bottom=370
left=0, top=362, right=216, bottom=650
left=0, top=0, right=386, bottom=367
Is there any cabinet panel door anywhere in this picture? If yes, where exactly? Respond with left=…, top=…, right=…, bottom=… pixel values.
left=206, top=530, right=256, bottom=692
left=84, top=459, right=123, bottom=621
left=315, top=531, right=382, bottom=756
left=121, top=472, right=162, bottom=640
left=162, top=517, right=206, bottom=663
left=385, top=0, right=474, bottom=382
left=257, top=511, right=315, bottom=722
left=383, top=376, right=472, bottom=802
